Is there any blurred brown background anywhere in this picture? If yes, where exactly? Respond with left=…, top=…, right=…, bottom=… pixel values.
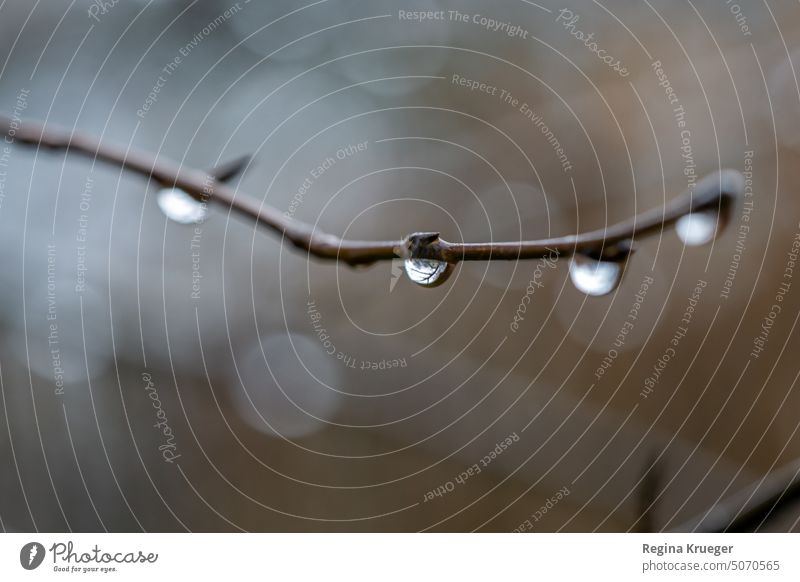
left=0, top=0, right=799, bottom=532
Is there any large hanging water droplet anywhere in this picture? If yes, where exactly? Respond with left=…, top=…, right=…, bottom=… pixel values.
left=157, top=187, right=207, bottom=224
left=569, top=254, right=623, bottom=297
left=675, top=210, right=719, bottom=246
left=404, top=258, right=452, bottom=288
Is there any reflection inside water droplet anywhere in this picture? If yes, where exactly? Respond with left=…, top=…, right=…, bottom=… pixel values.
left=675, top=210, right=719, bottom=246
left=404, top=258, right=452, bottom=287
left=569, top=254, right=623, bottom=297
left=157, top=188, right=207, bottom=224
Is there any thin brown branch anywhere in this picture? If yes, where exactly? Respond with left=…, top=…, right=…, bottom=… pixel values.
left=0, top=116, right=744, bottom=267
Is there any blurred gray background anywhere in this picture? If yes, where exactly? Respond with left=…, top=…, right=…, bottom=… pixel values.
left=0, top=0, right=799, bottom=531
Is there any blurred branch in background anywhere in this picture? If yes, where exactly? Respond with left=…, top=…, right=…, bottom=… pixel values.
left=676, top=460, right=800, bottom=532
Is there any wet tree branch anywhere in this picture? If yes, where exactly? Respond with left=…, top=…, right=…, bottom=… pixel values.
left=0, top=116, right=744, bottom=267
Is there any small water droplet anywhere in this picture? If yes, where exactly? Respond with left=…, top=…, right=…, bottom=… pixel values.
left=675, top=210, right=719, bottom=246
left=404, top=258, right=452, bottom=287
left=157, top=188, right=207, bottom=224
left=569, top=254, right=623, bottom=297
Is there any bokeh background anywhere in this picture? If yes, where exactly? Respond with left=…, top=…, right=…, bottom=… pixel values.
left=1, top=0, right=799, bottom=532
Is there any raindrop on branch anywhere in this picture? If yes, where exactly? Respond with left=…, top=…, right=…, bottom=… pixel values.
left=675, top=209, right=720, bottom=246
left=157, top=188, right=207, bottom=224
left=404, top=258, right=452, bottom=288
left=569, top=254, right=624, bottom=297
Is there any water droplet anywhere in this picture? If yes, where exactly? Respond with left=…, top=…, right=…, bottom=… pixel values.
left=569, top=254, right=623, bottom=297
left=404, top=258, right=452, bottom=288
left=157, top=188, right=207, bottom=224
left=675, top=210, right=719, bottom=246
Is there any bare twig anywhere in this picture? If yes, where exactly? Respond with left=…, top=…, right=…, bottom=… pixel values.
left=0, top=116, right=744, bottom=267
